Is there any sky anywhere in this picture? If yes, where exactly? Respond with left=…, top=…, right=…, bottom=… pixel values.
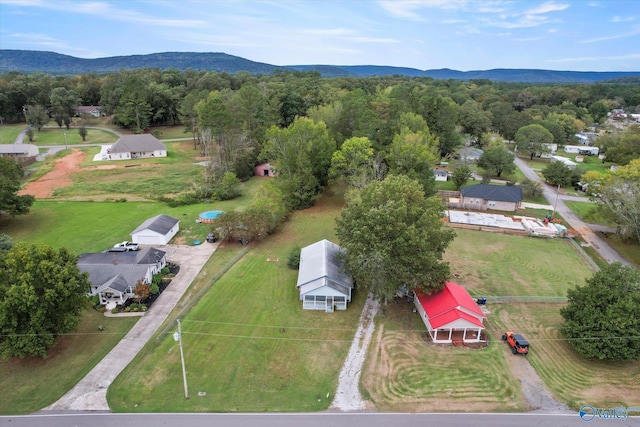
left=1, top=0, right=639, bottom=72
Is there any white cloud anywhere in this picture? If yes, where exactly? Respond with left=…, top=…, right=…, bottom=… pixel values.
left=514, top=37, right=542, bottom=42
left=377, top=0, right=467, bottom=19
left=522, top=2, right=570, bottom=15
left=611, top=16, right=635, bottom=23
left=580, top=26, right=640, bottom=43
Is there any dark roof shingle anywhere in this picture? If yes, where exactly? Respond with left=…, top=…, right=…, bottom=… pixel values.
left=460, top=184, right=523, bottom=203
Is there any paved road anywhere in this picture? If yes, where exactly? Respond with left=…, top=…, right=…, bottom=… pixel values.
left=3, top=412, right=638, bottom=427
left=515, top=156, right=631, bottom=266
left=45, top=242, right=219, bottom=411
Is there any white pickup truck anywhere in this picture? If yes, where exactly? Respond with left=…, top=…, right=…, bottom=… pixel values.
left=113, top=241, right=139, bottom=251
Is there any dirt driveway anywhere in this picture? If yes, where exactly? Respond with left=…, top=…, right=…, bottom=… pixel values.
left=20, top=149, right=85, bottom=198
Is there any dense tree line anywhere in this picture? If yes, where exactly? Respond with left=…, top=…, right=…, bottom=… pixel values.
left=2, top=68, right=639, bottom=241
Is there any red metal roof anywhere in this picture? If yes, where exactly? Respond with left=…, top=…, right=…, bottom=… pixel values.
left=415, top=281, right=485, bottom=329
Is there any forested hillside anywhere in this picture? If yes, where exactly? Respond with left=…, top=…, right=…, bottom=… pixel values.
left=2, top=50, right=639, bottom=83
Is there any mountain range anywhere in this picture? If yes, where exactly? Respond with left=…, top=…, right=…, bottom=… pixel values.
left=1, top=50, right=639, bottom=83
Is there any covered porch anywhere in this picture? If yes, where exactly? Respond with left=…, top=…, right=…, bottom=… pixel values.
left=428, top=327, right=484, bottom=344
left=302, top=295, right=347, bottom=312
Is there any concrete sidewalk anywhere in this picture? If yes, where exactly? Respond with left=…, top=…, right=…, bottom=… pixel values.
left=45, top=242, right=219, bottom=411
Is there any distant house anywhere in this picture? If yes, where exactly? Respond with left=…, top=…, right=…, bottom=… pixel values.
left=434, top=169, right=449, bottom=182
left=79, top=247, right=167, bottom=308
left=107, top=134, right=167, bottom=160
left=414, top=281, right=486, bottom=344
left=131, top=214, right=179, bottom=245
left=564, top=145, right=599, bottom=156
left=458, top=147, right=484, bottom=163
left=0, top=144, right=39, bottom=160
left=75, top=106, right=101, bottom=117
left=459, top=184, right=523, bottom=212
left=550, top=155, right=577, bottom=170
left=255, top=162, right=275, bottom=177
left=296, top=239, right=353, bottom=312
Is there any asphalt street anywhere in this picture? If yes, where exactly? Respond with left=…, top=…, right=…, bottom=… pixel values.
left=514, top=156, right=631, bottom=266
left=3, top=412, right=639, bottom=427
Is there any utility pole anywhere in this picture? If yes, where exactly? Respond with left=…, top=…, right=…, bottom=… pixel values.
left=174, top=319, right=189, bottom=400
left=551, top=183, right=560, bottom=219
left=63, top=132, right=68, bottom=150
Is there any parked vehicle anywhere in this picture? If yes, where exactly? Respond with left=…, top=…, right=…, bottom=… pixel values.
left=502, top=331, right=529, bottom=355
left=113, top=241, right=139, bottom=251
left=206, top=233, right=218, bottom=243
left=104, top=246, right=127, bottom=253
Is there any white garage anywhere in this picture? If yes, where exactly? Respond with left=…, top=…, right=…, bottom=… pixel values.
left=131, top=214, right=179, bottom=245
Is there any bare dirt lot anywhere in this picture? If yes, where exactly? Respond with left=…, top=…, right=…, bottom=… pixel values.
left=19, top=149, right=86, bottom=199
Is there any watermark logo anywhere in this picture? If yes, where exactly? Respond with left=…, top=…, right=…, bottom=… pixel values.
left=579, top=405, right=640, bottom=422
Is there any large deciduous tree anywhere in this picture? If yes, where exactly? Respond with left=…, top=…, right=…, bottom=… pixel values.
left=261, top=117, right=335, bottom=210
left=542, top=161, right=573, bottom=187
left=584, top=159, right=640, bottom=243
left=515, top=123, right=554, bottom=160
left=329, top=136, right=376, bottom=189
left=50, top=87, right=81, bottom=130
left=23, top=104, right=49, bottom=131
left=560, top=263, right=640, bottom=361
left=477, top=145, right=515, bottom=178
left=458, top=100, right=492, bottom=145
left=0, top=244, right=90, bottom=359
left=0, top=157, right=35, bottom=217
left=335, top=174, right=456, bottom=303
left=386, top=113, right=438, bottom=196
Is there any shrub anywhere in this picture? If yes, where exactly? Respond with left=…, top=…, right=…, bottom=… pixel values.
left=124, top=306, right=131, bottom=312
left=111, top=307, right=119, bottom=314
left=152, top=274, right=162, bottom=286
left=89, top=295, right=100, bottom=308
left=161, top=267, right=170, bottom=275
left=149, top=283, right=159, bottom=295
left=287, top=247, right=301, bottom=269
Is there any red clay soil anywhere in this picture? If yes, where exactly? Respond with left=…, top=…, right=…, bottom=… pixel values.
left=19, top=149, right=86, bottom=199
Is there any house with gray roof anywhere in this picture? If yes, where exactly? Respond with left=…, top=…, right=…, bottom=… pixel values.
left=460, top=184, right=523, bottom=212
left=296, top=239, right=353, bottom=312
left=131, top=214, right=179, bottom=245
left=0, top=143, right=39, bottom=160
left=79, top=247, right=167, bottom=309
left=107, top=134, right=167, bottom=160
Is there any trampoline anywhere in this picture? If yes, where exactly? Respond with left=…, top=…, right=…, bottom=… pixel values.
left=198, top=210, right=224, bottom=224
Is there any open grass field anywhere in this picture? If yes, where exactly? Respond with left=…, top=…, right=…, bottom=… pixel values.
left=362, top=299, right=527, bottom=412
left=2, top=177, right=267, bottom=253
left=108, top=187, right=368, bottom=412
left=0, top=308, right=139, bottom=414
left=150, top=125, right=192, bottom=140
left=490, top=303, right=640, bottom=410
left=49, top=143, right=204, bottom=199
left=444, top=228, right=594, bottom=297
left=0, top=123, right=25, bottom=144
left=27, top=127, right=119, bottom=146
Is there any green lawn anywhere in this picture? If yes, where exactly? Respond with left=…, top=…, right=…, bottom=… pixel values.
left=0, top=308, right=139, bottom=414
left=564, top=201, right=613, bottom=227
left=2, top=178, right=267, bottom=253
left=151, top=125, right=192, bottom=140
left=490, top=303, right=640, bottom=410
left=108, top=188, right=366, bottom=412
left=27, top=127, right=119, bottom=146
left=444, top=228, right=594, bottom=297
left=0, top=123, right=25, bottom=144
left=362, top=299, right=527, bottom=412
